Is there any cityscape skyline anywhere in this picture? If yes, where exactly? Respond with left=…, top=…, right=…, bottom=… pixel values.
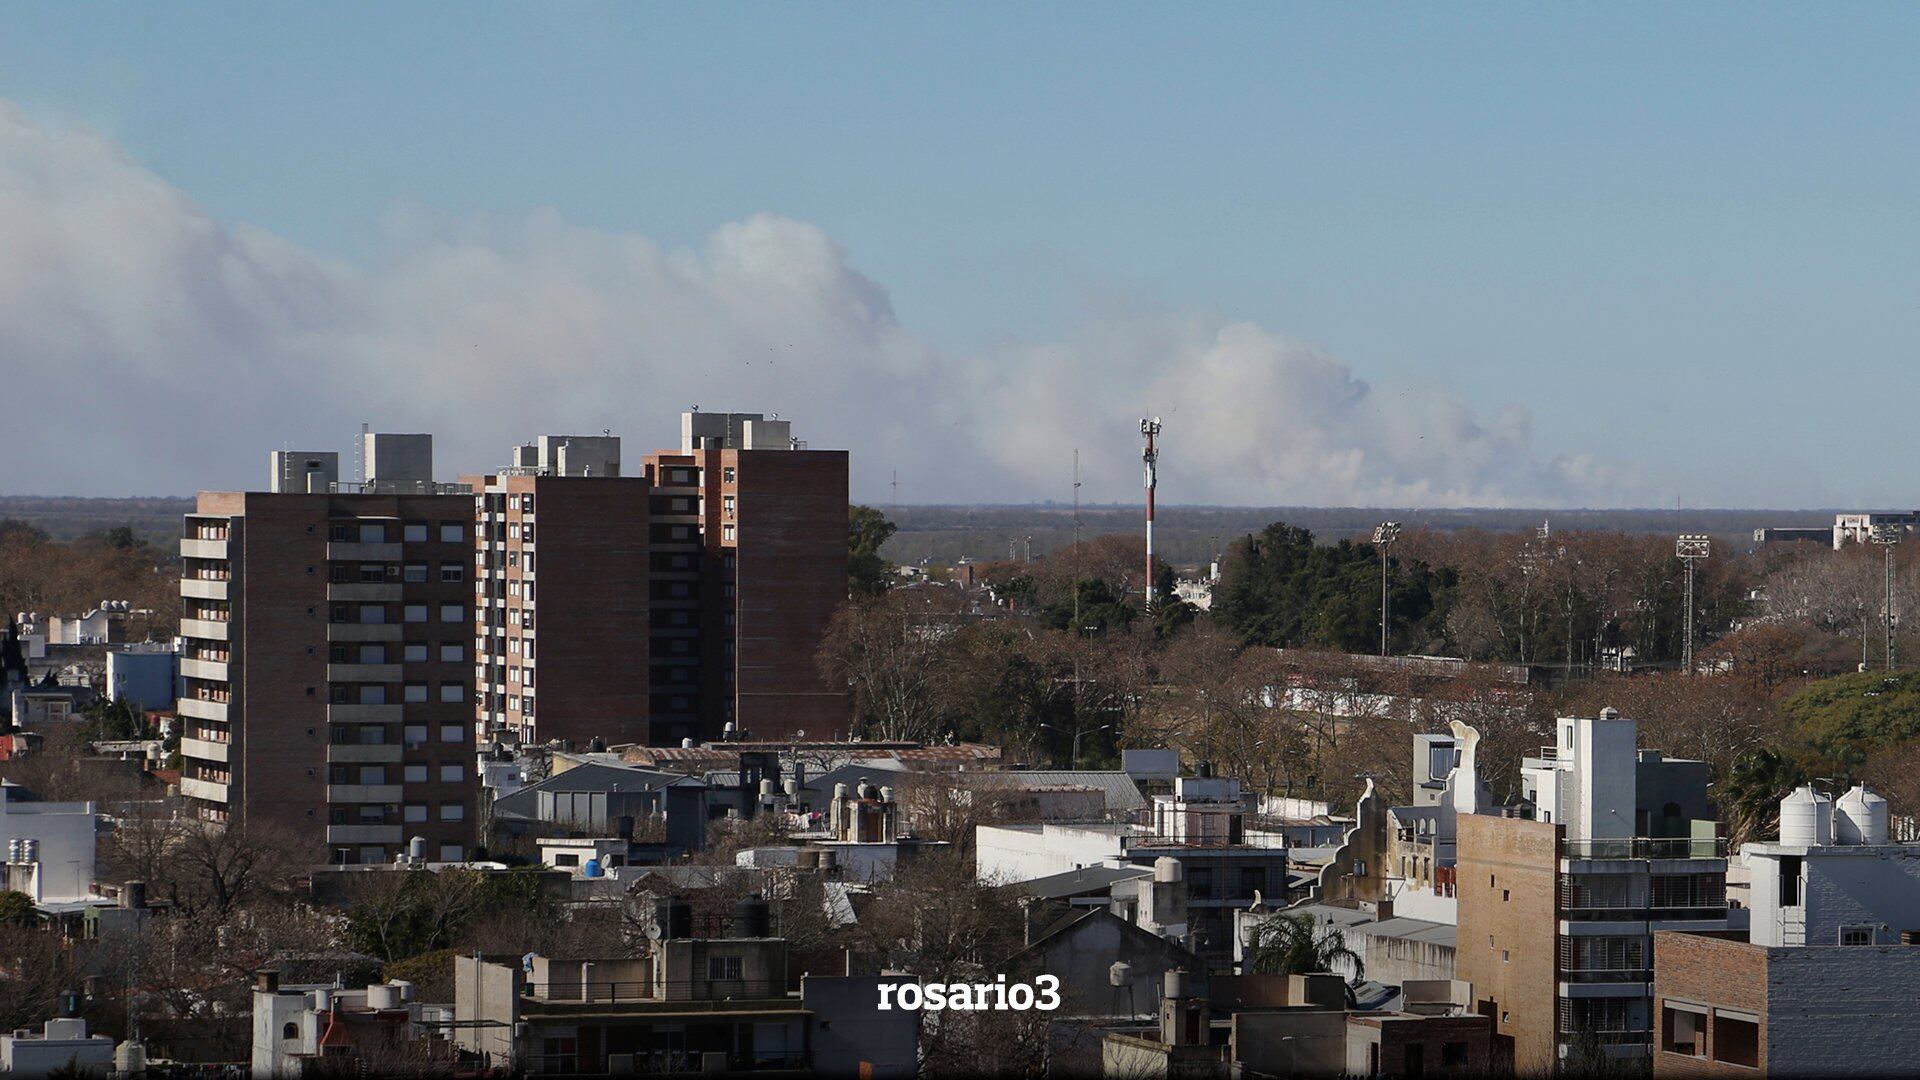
left=6, top=6, right=1920, bottom=509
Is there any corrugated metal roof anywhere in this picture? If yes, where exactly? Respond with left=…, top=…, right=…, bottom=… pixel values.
left=989, top=771, right=1146, bottom=811
left=1014, top=864, right=1152, bottom=898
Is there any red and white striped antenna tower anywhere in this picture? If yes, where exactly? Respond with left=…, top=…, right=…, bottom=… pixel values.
left=1141, top=416, right=1162, bottom=609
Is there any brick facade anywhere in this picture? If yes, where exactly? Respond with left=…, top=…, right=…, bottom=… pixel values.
left=1455, top=813, right=1561, bottom=1076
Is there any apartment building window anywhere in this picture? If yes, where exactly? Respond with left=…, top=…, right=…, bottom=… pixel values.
left=404, top=683, right=428, bottom=703
left=508, top=523, right=521, bottom=540
left=356, top=563, right=384, bottom=583
left=360, top=604, right=388, bottom=624
left=708, top=956, right=743, bottom=981
left=358, top=806, right=385, bottom=824
left=360, top=685, right=387, bottom=705
left=358, top=644, right=386, bottom=663
left=722, top=495, right=736, bottom=518
left=404, top=604, right=428, bottom=623
left=722, top=466, right=735, bottom=483
left=329, top=565, right=351, bottom=583
left=507, top=581, right=521, bottom=598
left=524, top=553, right=535, bottom=572
left=1840, top=925, right=1874, bottom=946
left=404, top=523, right=428, bottom=543
left=439, top=844, right=463, bottom=862
left=355, top=523, right=383, bottom=543
left=1650, top=873, right=1725, bottom=910
left=439, top=803, right=465, bottom=822
left=520, top=695, right=535, bottom=715
left=440, top=643, right=464, bottom=662
left=439, top=764, right=463, bottom=783
left=404, top=804, right=428, bottom=823
left=405, top=724, right=428, bottom=745
left=439, top=683, right=465, bottom=703
left=330, top=523, right=353, bottom=542
left=1188, top=868, right=1212, bottom=899
left=439, top=522, right=464, bottom=543
left=404, top=643, right=428, bottom=662
left=404, top=765, right=428, bottom=783
left=723, top=524, right=736, bottom=541
left=1662, top=1003, right=1707, bottom=1057
left=403, top=563, right=428, bottom=583
left=439, top=603, right=464, bottom=623
left=440, top=724, right=465, bottom=743
left=1239, top=867, right=1265, bottom=897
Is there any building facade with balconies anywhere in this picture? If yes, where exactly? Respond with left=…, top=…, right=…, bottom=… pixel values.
left=1457, top=709, right=1735, bottom=1074
left=176, top=435, right=477, bottom=864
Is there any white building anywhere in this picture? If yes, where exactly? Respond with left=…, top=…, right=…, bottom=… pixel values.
left=1742, top=783, right=1920, bottom=947
left=252, top=973, right=445, bottom=1078
left=0, top=782, right=98, bottom=905
left=1833, top=511, right=1920, bottom=549
left=0, top=1016, right=115, bottom=1078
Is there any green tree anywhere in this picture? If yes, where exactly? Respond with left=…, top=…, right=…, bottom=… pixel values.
left=848, top=505, right=897, bottom=596
left=1242, top=912, right=1363, bottom=984
left=0, top=890, right=35, bottom=927
left=1213, top=523, right=1454, bottom=653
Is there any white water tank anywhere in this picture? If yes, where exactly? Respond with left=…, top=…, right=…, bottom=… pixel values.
left=1153, top=856, right=1183, bottom=883
left=1836, top=784, right=1891, bottom=845
left=1779, top=785, right=1832, bottom=846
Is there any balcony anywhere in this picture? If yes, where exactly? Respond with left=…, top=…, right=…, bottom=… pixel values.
left=1561, top=838, right=1726, bottom=861
left=327, top=622, right=403, bottom=642
left=327, top=703, right=403, bottom=723
left=327, top=784, right=404, bottom=803
left=327, top=663, right=402, bottom=682
left=327, top=541, right=402, bottom=560
left=177, top=697, right=230, bottom=722
left=328, top=582, right=402, bottom=602
left=179, top=618, right=230, bottom=641
left=180, top=736, right=230, bottom=764
left=180, top=578, right=229, bottom=600
left=179, top=538, right=228, bottom=560
left=326, top=824, right=402, bottom=845
left=180, top=657, right=230, bottom=682
left=179, top=776, right=230, bottom=803
left=326, top=743, right=404, bottom=764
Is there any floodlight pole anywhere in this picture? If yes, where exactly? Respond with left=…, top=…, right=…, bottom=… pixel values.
left=1676, top=535, right=1711, bottom=675
left=1872, top=525, right=1902, bottom=670
left=1373, top=522, right=1402, bottom=656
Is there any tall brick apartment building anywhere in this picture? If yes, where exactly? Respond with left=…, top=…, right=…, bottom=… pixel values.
left=178, top=435, right=479, bottom=865
left=468, top=412, right=849, bottom=749
left=181, top=417, right=848, bottom=862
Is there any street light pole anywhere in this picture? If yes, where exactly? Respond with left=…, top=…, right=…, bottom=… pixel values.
left=1872, top=524, right=1902, bottom=670
left=1372, top=522, right=1401, bottom=657
left=1676, top=535, right=1711, bottom=675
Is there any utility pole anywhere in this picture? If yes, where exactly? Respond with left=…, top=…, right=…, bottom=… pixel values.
left=1373, top=521, right=1401, bottom=656
left=1872, top=524, right=1902, bottom=670
left=1072, top=450, right=1082, bottom=634
left=1141, top=418, right=1161, bottom=610
left=1676, top=535, right=1711, bottom=675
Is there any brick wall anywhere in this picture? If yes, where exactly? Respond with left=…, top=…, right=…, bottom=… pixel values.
left=1456, top=813, right=1560, bottom=1076
left=1651, top=931, right=1766, bottom=1078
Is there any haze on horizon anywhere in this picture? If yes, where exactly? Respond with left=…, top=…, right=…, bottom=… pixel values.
left=4, top=6, right=1918, bottom=510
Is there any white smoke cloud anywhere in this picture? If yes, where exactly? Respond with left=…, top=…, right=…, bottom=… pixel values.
left=0, top=102, right=1644, bottom=507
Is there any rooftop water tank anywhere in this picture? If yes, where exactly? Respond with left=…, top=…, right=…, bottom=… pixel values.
left=1153, top=856, right=1184, bottom=883
left=1110, top=961, right=1134, bottom=988
left=1836, top=784, right=1891, bottom=845
left=1779, top=785, right=1832, bottom=846
left=582, top=859, right=604, bottom=878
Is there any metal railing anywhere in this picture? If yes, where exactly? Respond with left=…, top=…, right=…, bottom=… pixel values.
left=1561, top=837, right=1726, bottom=860
left=524, top=1049, right=806, bottom=1075
left=522, top=978, right=790, bottom=1003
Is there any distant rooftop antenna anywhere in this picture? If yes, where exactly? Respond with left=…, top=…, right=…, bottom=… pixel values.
left=1141, top=418, right=1162, bottom=609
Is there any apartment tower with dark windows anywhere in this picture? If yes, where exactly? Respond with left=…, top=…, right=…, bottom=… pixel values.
left=177, top=435, right=479, bottom=865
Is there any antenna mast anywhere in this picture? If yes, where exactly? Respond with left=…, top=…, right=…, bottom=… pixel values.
left=1073, top=450, right=1082, bottom=633
left=1141, top=417, right=1162, bottom=610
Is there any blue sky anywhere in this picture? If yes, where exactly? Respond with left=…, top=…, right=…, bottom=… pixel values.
left=3, top=5, right=1918, bottom=506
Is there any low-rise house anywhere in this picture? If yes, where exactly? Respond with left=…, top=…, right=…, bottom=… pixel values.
left=1652, top=783, right=1920, bottom=1077
left=453, top=907, right=915, bottom=1076
left=0, top=1013, right=116, bottom=1078
left=251, top=972, right=453, bottom=1078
